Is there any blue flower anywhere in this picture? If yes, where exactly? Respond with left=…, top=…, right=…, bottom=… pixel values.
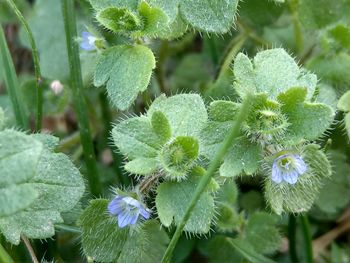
left=80, top=31, right=97, bottom=51
left=108, top=195, right=151, bottom=228
left=271, top=153, right=307, bottom=185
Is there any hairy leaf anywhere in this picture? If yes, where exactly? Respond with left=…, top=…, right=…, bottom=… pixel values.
left=0, top=130, right=85, bottom=244
left=94, top=45, right=155, bottom=110
left=79, top=199, right=168, bottom=263
left=278, top=87, right=334, bottom=143
left=156, top=176, right=215, bottom=234
left=265, top=144, right=331, bottom=214
left=234, top=49, right=317, bottom=99
left=147, top=94, right=208, bottom=138
left=179, top=0, right=239, bottom=33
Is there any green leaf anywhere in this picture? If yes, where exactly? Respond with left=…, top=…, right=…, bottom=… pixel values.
left=117, top=220, right=169, bottom=263
left=135, top=1, right=169, bottom=38
left=234, top=49, right=317, bottom=99
left=200, top=121, right=233, bottom=159
left=243, top=212, right=282, bottom=255
left=147, top=0, right=179, bottom=22
left=94, top=45, right=155, bottom=110
left=298, top=0, right=350, bottom=30
left=79, top=199, right=169, bottom=263
left=96, top=7, right=142, bottom=33
left=155, top=176, right=215, bottom=234
left=125, top=157, right=159, bottom=175
left=0, top=185, right=38, bottom=217
left=112, top=116, right=162, bottom=159
left=278, top=87, right=334, bottom=143
left=315, top=150, right=350, bottom=214
left=151, top=111, right=171, bottom=144
left=0, top=130, right=85, bottom=245
left=215, top=180, right=242, bottom=232
left=78, top=199, right=128, bottom=262
left=316, top=84, right=338, bottom=111
left=179, top=0, right=239, bottom=33
left=338, top=90, right=350, bottom=112
left=228, top=238, right=276, bottom=263
left=147, top=94, right=208, bottom=138
left=265, top=144, right=331, bottom=214
left=220, top=136, right=262, bottom=177
left=0, top=130, right=43, bottom=186
left=208, top=100, right=239, bottom=122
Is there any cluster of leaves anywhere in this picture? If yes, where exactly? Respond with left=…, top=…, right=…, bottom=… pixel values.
left=1, top=0, right=350, bottom=262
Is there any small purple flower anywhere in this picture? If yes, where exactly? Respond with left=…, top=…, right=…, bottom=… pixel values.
left=108, top=195, right=151, bottom=228
left=80, top=31, right=97, bottom=51
left=271, top=153, right=307, bottom=185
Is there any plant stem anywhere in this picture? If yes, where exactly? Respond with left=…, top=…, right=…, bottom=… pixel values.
left=0, top=243, right=14, bottom=263
left=55, top=224, right=81, bottom=234
left=161, top=94, right=253, bottom=263
left=300, top=215, right=313, bottom=263
left=155, top=40, right=169, bottom=95
left=21, top=235, right=39, bottom=263
left=0, top=26, right=28, bottom=129
left=99, top=92, right=128, bottom=185
left=6, top=0, right=43, bottom=131
left=215, top=34, right=247, bottom=81
left=287, top=0, right=304, bottom=55
left=288, top=214, right=298, bottom=263
left=61, top=0, right=102, bottom=196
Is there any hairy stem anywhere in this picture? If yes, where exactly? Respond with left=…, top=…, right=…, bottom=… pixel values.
left=300, top=215, right=313, bottom=263
left=0, top=26, right=28, bottom=129
left=61, top=0, right=102, bottom=196
left=215, top=34, right=247, bottom=81
left=0, top=243, right=14, bottom=263
left=6, top=0, right=43, bottom=131
left=288, top=214, right=298, bottom=263
left=21, top=235, right=39, bottom=263
left=161, top=94, right=253, bottom=263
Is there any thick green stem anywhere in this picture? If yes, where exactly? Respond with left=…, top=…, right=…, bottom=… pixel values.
left=6, top=0, right=43, bottom=131
left=61, top=0, right=102, bottom=196
left=99, top=92, right=128, bottom=185
left=300, top=215, right=313, bottom=263
left=0, top=243, right=14, bottom=263
left=215, top=34, right=247, bottom=81
left=288, top=214, right=298, bottom=263
left=0, top=26, right=28, bottom=129
left=161, top=94, right=253, bottom=263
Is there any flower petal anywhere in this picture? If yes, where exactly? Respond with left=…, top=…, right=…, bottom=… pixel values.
left=108, top=196, right=124, bottom=215
left=139, top=207, right=151, bottom=219
left=118, top=210, right=139, bottom=228
left=272, top=162, right=283, bottom=183
left=283, top=171, right=298, bottom=184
